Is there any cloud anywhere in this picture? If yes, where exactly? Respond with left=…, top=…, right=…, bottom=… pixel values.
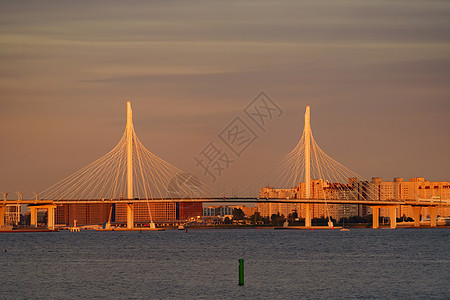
left=0, top=0, right=449, bottom=193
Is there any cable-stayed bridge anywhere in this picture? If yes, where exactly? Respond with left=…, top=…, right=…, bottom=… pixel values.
left=1, top=102, right=448, bottom=230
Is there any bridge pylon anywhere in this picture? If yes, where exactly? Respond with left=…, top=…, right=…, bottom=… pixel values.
left=126, top=101, right=134, bottom=228
left=304, top=105, right=312, bottom=227
left=38, top=99, right=210, bottom=229
left=126, top=101, right=134, bottom=201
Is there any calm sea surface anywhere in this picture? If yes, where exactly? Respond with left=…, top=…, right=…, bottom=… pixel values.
left=1, top=228, right=449, bottom=299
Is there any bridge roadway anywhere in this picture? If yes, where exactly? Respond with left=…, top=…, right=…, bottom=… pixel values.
left=1, top=198, right=448, bottom=230
left=2, top=197, right=448, bottom=205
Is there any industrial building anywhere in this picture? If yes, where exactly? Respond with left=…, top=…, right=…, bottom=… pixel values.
left=257, top=177, right=450, bottom=220
left=54, top=201, right=203, bottom=227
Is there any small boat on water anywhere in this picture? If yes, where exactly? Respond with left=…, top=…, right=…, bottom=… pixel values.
left=340, top=217, right=349, bottom=231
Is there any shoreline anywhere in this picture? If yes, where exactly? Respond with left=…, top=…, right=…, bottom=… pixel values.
left=2, top=224, right=450, bottom=233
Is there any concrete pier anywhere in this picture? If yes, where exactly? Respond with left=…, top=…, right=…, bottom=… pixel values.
left=412, top=206, right=422, bottom=228
left=389, top=206, right=397, bottom=229
left=305, top=203, right=311, bottom=228
left=0, top=205, right=5, bottom=227
left=429, top=206, right=437, bottom=227
left=30, top=207, right=37, bottom=227
left=47, top=206, right=55, bottom=230
left=126, top=203, right=134, bottom=229
left=29, top=204, right=57, bottom=230
left=371, top=206, right=380, bottom=229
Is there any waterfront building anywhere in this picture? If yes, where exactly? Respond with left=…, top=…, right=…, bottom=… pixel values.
left=115, top=202, right=176, bottom=223
left=258, top=177, right=450, bottom=220
left=177, top=202, right=203, bottom=220
left=258, top=187, right=299, bottom=218
left=203, top=206, right=234, bottom=217
left=55, top=201, right=203, bottom=226
left=258, top=181, right=365, bottom=220
left=3, top=205, right=20, bottom=226
left=233, top=205, right=256, bottom=217
left=56, top=203, right=112, bottom=227
left=203, top=205, right=256, bottom=218
left=115, top=201, right=203, bottom=223
left=370, top=177, right=450, bottom=218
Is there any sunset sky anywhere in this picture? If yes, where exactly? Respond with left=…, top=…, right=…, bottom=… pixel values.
left=1, top=0, right=449, bottom=198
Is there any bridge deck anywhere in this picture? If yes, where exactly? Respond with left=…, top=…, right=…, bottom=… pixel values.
left=1, top=198, right=448, bottom=206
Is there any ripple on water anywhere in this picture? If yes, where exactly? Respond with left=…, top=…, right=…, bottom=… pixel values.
left=0, top=228, right=449, bottom=299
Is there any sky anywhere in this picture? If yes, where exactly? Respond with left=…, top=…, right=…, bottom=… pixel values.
left=1, top=0, right=449, bottom=199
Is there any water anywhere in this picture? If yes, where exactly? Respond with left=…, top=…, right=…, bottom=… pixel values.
left=1, top=228, right=449, bottom=299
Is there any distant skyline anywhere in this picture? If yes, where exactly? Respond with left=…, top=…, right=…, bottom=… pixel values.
left=1, top=0, right=449, bottom=198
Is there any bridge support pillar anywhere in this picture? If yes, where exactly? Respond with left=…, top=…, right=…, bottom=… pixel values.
left=0, top=205, right=5, bottom=227
left=412, top=206, right=421, bottom=228
left=30, top=207, right=38, bottom=227
left=429, top=206, right=437, bottom=227
left=371, top=206, right=380, bottom=229
left=126, top=203, right=134, bottom=229
left=305, top=203, right=311, bottom=228
left=389, top=206, right=397, bottom=229
left=47, top=206, right=56, bottom=230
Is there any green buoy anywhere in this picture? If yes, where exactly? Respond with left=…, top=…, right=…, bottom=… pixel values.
left=239, top=258, right=244, bottom=285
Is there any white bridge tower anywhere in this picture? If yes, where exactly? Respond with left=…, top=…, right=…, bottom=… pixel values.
left=303, top=105, right=312, bottom=227
left=126, top=101, right=134, bottom=228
